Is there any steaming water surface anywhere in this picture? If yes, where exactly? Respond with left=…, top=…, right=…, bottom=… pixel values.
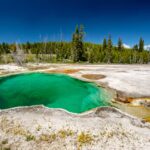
left=0, top=73, right=111, bottom=113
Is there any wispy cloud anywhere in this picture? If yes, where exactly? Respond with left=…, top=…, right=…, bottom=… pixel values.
left=123, top=43, right=131, bottom=49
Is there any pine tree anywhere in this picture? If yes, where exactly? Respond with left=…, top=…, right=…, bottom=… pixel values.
left=72, top=26, right=79, bottom=62
left=118, top=38, right=123, bottom=51
left=133, top=44, right=138, bottom=51
left=103, top=38, right=107, bottom=50
left=107, top=35, right=113, bottom=63
left=139, top=37, right=144, bottom=52
left=72, top=25, right=85, bottom=62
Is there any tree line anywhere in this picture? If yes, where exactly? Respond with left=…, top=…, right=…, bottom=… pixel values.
left=0, top=25, right=149, bottom=64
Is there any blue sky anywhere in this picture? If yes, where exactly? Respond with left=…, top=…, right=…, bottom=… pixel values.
left=0, top=0, right=150, bottom=47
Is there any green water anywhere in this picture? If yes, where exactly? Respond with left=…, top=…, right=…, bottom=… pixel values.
left=0, top=73, right=111, bottom=113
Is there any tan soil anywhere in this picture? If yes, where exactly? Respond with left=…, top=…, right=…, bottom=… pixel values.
left=46, top=69, right=81, bottom=74
left=82, top=74, right=106, bottom=80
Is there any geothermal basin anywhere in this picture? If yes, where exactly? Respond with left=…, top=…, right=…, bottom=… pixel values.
left=0, top=73, right=111, bottom=113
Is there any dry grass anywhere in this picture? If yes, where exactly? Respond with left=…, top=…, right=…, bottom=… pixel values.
left=38, top=129, right=74, bottom=143
left=77, top=132, right=94, bottom=144
left=36, top=125, right=42, bottom=131
left=58, top=129, right=74, bottom=138
left=26, top=134, right=36, bottom=141
left=39, top=133, right=56, bottom=142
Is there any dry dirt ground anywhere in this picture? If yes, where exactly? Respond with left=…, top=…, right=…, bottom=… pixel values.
left=0, top=63, right=150, bottom=150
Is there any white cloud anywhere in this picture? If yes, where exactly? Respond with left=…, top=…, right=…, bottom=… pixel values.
left=144, top=45, right=150, bottom=51
left=123, top=43, right=131, bottom=49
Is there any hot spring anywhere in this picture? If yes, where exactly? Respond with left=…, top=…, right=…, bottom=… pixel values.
left=0, top=73, right=111, bottom=113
